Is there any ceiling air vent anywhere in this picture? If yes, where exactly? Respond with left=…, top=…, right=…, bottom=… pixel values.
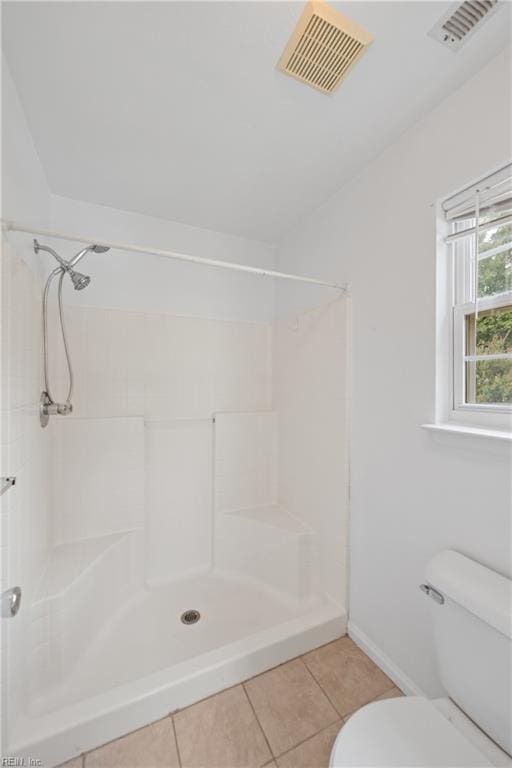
left=277, top=1, right=373, bottom=95
left=429, top=0, right=500, bottom=51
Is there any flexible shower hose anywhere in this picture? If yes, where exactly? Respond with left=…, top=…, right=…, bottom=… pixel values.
left=42, top=267, right=74, bottom=406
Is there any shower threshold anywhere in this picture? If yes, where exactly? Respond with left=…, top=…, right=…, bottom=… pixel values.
left=12, top=571, right=346, bottom=767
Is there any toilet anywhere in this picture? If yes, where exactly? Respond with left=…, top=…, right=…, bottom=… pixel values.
left=330, top=550, right=512, bottom=767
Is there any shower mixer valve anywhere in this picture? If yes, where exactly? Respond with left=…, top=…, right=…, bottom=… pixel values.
left=40, top=391, right=72, bottom=427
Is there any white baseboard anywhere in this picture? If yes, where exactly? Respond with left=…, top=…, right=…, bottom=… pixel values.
left=348, top=621, right=426, bottom=698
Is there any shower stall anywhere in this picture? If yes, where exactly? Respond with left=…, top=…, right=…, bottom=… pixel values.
left=1, top=223, right=349, bottom=766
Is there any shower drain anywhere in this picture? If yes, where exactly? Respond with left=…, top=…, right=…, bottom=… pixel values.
left=181, top=609, right=201, bottom=625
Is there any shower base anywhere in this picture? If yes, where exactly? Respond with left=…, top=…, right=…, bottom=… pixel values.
left=13, top=571, right=346, bottom=767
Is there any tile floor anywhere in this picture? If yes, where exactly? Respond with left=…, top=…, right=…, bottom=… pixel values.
left=60, top=637, right=403, bottom=768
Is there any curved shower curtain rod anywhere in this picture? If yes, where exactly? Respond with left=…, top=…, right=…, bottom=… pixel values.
left=1, top=219, right=347, bottom=292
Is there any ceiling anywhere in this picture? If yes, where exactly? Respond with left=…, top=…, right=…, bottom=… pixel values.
left=2, top=1, right=510, bottom=243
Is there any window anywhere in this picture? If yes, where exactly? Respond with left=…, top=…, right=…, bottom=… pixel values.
left=439, top=163, right=512, bottom=431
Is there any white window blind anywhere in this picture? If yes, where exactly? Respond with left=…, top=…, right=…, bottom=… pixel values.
left=443, top=163, right=512, bottom=243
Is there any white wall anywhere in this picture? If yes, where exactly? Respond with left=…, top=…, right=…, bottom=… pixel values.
left=275, top=47, right=512, bottom=697
left=1, top=57, right=50, bottom=231
left=1, top=56, right=50, bottom=280
left=45, top=194, right=276, bottom=323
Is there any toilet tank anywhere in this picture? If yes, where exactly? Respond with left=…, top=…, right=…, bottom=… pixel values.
left=425, top=550, right=512, bottom=756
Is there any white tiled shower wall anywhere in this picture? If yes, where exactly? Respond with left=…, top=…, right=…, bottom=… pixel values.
left=214, top=412, right=278, bottom=514
left=47, top=306, right=273, bottom=422
left=273, top=299, right=349, bottom=606
left=44, top=294, right=348, bottom=597
left=146, top=419, right=212, bottom=584
left=46, top=304, right=273, bottom=574
left=1, top=54, right=53, bottom=756
left=51, top=417, right=145, bottom=542
left=0, top=243, right=52, bottom=746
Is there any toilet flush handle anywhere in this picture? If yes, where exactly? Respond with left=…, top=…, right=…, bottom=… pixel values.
left=419, top=583, right=445, bottom=605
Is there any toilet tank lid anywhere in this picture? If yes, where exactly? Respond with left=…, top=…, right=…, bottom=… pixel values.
left=426, top=550, right=512, bottom=639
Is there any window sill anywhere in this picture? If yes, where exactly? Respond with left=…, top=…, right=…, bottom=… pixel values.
left=421, top=423, right=512, bottom=442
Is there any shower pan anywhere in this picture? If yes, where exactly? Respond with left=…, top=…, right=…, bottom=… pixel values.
left=1, top=231, right=349, bottom=767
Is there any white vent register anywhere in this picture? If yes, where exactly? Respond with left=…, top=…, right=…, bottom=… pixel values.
left=429, top=0, right=500, bottom=50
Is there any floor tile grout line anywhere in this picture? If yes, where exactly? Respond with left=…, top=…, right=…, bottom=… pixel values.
left=77, top=714, right=179, bottom=766
left=171, top=713, right=183, bottom=768
left=269, top=717, right=344, bottom=763
left=298, top=655, right=344, bottom=719
left=342, top=684, right=404, bottom=720
left=257, top=678, right=401, bottom=766
left=373, top=683, right=403, bottom=700
left=307, top=658, right=402, bottom=720
left=241, top=682, right=275, bottom=762
left=244, top=660, right=343, bottom=762
left=239, top=636, right=343, bottom=688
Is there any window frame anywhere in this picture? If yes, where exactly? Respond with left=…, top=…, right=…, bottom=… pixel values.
left=436, top=176, right=512, bottom=434
left=453, top=292, right=512, bottom=417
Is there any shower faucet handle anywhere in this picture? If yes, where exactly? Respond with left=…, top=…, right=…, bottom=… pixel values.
left=1, top=586, right=22, bottom=618
left=55, top=402, right=73, bottom=415
left=45, top=401, right=73, bottom=416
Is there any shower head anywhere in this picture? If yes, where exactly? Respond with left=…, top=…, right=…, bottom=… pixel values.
left=34, top=239, right=91, bottom=289
left=69, top=269, right=90, bottom=291
left=69, top=243, right=110, bottom=268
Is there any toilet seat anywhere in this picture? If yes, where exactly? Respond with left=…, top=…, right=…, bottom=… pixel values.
left=330, top=697, right=511, bottom=767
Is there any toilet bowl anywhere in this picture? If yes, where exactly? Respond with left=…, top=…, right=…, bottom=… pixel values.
left=330, top=696, right=512, bottom=767
left=330, top=550, right=512, bottom=767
